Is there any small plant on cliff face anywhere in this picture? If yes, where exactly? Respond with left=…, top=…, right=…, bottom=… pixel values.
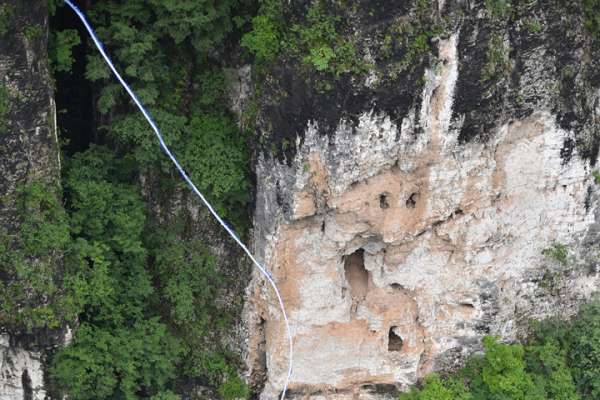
left=49, top=29, right=81, bottom=73
left=592, top=170, right=600, bottom=184
left=485, top=0, right=512, bottom=20
left=399, top=374, right=470, bottom=400
left=0, top=83, right=9, bottom=135
left=24, top=25, right=43, bottom=40
left=522, top=16, right=542, bottom=34
left=481, top=34, right=511, bottom=83
left=561, top=65, right=577, bottom=81
left=287, top=0, right=367, bottom=76
left=583, top=0, right=600, bottom=40
left=0, top=4, right=11, bottom=36
left=241, top=15, right=281, bottom=65
left=542, top=242, right=569, bottom=265
left=218, top=373, right=250, bottom=400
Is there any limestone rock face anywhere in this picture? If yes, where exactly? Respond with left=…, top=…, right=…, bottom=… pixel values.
left=0, top=336, right=45, bottom=400
left=0, top=2, right=62, bottom=398
left=243, top=2, right=600, bottom=398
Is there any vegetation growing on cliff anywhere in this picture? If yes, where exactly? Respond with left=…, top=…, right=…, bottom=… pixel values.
left=0, top=181, right=74, bottom=331
left=0, top=83, right=9, bottom=134
left=0, top=4, right=11, bottom=36
left=242, top=0, right=369, bottom=76
left=41, top=0, right=254, bottom=398
left=400, top=299, right=600, bottom=400
left=583, top=0, right=600, bottom=39
left=48, top=29, right=80, bottom=73
left=3, top=0, right=599, bottom=399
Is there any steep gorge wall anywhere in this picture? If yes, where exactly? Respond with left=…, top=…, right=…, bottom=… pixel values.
left=243, top=1, right=600, bottom=398
left=0, top=1, right=61, bottom=399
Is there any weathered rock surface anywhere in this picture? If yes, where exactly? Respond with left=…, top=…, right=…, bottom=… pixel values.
left=0, top=335, right=45, bottom=400
left=243, top=1, right=600, bottom=398
left=0, top=1, right=60, bottom=398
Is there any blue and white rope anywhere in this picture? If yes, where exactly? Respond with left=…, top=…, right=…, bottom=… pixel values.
left=63, top=1, right=293, bottom=398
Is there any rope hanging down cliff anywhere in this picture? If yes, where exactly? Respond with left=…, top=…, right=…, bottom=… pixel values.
left=63, top=1, right=294, bottom=398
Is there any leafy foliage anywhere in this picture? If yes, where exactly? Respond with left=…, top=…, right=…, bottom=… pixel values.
left=50, top=321, right=182, bottom=400
left=0, top=83, right=9, bottom=135
left=568, top=300, right=600, bottom=398
left=402, top=299, right=600, bottom=400
left=49, top=29, right=81, bottom=73
left=399, top=374, right=470, bottom=400
left=241, top=14, right=281, bottom=64
left=24, top=25, right=43, bottom=40
left=48, top=0, right=63, bottom=17
left=46, top=145, right=247, bottom=397
left=583, top=0, right=600, bottom=39
left=288, top=0, right=365, bottom=75
left=0, top=4, right=11, bottom=36
left=50, top=147, right=179, bottom=399
left=182, top=114, right=250, bottom=221
left=481, top=34, right=511, bottom=83
left=218, top=373, right=251, bottom=400
left=542, top=242, right=569, bottom=265
left=81, top=1, right=251, bottom=227
left=465, top=337, right=543, bottom=400
left=243, top=0, right=368, bottom=76
left=40, top=0, right=256, bottom=396
left=525, top=339, right=580, bottom=400
left=485, top=0, right=512, bottom=20
left=0, top=181, right=74, bottom=331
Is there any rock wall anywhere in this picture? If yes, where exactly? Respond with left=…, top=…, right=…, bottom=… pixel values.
left=0, top=335, right=45, bottom=400
left=243, top=1, right=600, bottom=398
left=0, top=1, right=60, bottom=399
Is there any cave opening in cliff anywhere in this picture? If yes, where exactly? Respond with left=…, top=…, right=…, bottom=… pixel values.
left=379, top=192, right=390, bottom=209
left=388, top=327, right=404, bottom=352
left=50, top=2, right=96, bottom=155
left=344, top=249, right=369, bottom=301
left=406, top=192, right=420, bottom=208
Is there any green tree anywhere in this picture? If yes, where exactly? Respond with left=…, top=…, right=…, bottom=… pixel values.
left=0, top=181, right=74, bottom=331
left=465, top=337, right=543, bottom=400
left=50, top=321, right=181, bottom=400
left=51, top=147, right=182, bottom=399
left=527, top=340, right=580, bottom=400
left=399, top=374, right=471, bottom=400
left=49, top=29, right=81, bottom=73
left=569, top=300, right=600, bottom=398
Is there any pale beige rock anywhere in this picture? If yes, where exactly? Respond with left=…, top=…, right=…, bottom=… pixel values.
left=244, top=33, right=600, bottom=399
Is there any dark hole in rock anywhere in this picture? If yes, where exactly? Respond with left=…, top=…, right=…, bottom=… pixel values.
left=390, top=283, right=405, bottom=290
left=388, top=327, right=403, bottom=352
left=406, top=192, right=419, bottom=208
left=460, top=302, right=475, bottom=309
left=344, top=249, right=368, bottom=300
left=379, top=193, right=390, bottom=209
left=321, top=220, right=326, bottom=232
left=454, top=208, right=464, bottom=216
left=257, top=317, right=267, bottom=371
left=22, top=370, right=32, bottom=400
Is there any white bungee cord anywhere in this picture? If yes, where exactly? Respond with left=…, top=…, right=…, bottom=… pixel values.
left=64, top=1, right=293, bottom=398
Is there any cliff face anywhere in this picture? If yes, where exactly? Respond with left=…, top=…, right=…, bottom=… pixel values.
left=0, top=1, right=60, bottom=399
left=244, top=1, right=600, bottom=398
